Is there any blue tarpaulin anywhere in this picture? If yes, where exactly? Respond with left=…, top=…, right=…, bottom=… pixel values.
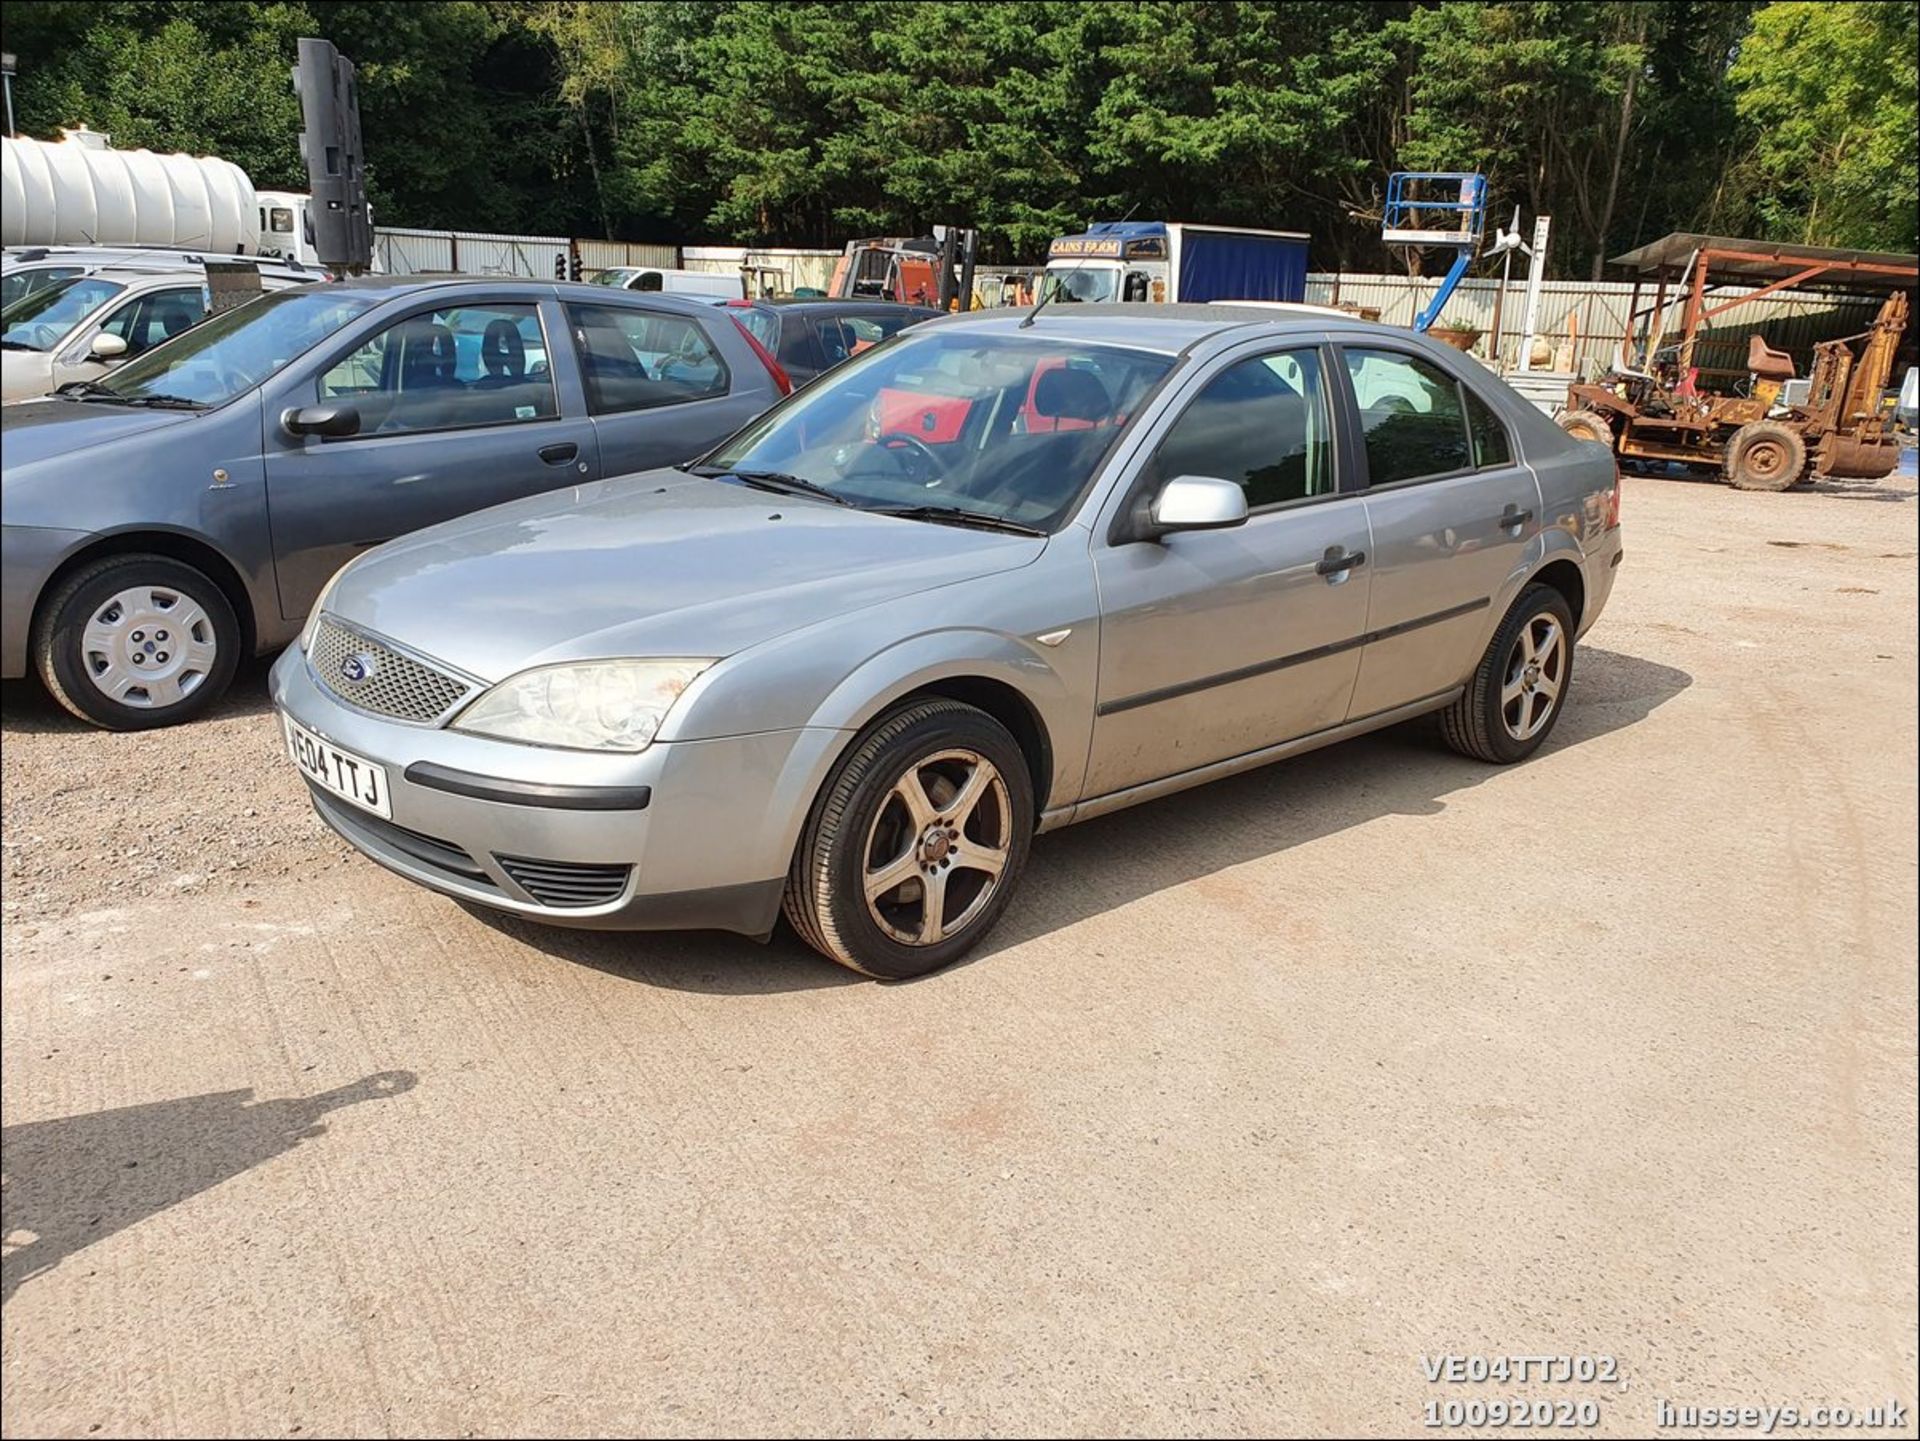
left=1178, top=229, right=1309, bottom=303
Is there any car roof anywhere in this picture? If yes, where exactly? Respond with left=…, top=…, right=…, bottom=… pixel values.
left=915, top=302, right=1386, bottom=355
left=306, top=275, right=729, bottom=317
left=746, top=297, right=939, bottom=313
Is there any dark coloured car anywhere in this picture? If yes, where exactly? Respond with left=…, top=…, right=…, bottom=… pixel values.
left=724, top=298, right=941, bottom=389
left=1, top=277, right=789, bottom=730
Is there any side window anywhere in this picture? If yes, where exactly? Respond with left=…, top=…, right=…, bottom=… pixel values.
left=813, top=317, right=853, bottom=367
left=567, top=304, right=729, bottom=415
left=1466, top=387, right=1512, bottom=468
left=843, top=316, right=891, bottom=355
left=1151, top=348, right=1335, bottom=508
left=1343, top=348, right=1473, bottom=485
left=99, top=288, right=208, bottom=358
left=315, top=302, right=557, bottom=434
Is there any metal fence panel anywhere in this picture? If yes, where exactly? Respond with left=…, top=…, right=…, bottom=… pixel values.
left=577, top=239, right=679, bottom=274
left=681, top=246, right=840, bottom=294
left=373, top=228, right=452, bottom=274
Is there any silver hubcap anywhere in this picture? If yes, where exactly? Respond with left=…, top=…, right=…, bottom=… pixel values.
left=863, top=748, right=1011, bottom=947
left=1501, top=614, right=1565, bottom=741
left=81, top=585, right=218, bottom=709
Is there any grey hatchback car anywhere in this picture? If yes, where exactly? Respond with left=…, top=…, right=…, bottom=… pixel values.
left=272, top=305, right=1623, bottom=978
left=1, top=277, right=785, bottom=728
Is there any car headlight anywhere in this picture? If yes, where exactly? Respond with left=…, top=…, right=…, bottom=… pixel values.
left=449, top=659, right=714, bottom=752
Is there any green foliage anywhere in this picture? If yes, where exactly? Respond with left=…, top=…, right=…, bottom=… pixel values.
left=3, top=0, right=1913, bottom=264
left=1730, top=0, right=1919, bottom=251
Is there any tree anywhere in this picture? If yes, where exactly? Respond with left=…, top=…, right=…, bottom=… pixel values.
left=1730, top=0, right=1919, bottom=251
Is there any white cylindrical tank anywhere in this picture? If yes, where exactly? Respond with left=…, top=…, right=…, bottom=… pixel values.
left=2, top=130, right=259, bottom=253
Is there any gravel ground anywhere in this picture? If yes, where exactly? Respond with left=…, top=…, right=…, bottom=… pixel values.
left=2, top=459, right=1916, bottom=1438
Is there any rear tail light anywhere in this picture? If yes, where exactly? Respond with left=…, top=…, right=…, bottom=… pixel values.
left=1607, top=470, right=1622, bottom=529
left=729, top=316, right=792, bottom=396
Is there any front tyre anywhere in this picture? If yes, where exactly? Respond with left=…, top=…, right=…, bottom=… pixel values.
left=1440, top=583, right=1576, bottom=764
left=33, top=555, right=241, bottom=731
left=785, top=699, right=1034, bottom=979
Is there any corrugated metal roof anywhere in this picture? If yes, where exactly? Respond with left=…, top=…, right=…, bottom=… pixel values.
left=1609, top=233, right=1918, bottom=290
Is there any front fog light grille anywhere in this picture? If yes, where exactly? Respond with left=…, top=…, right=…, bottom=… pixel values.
left=496, top=855, right=633, bottom=908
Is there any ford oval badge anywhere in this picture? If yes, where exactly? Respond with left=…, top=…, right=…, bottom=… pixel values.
left=340, top=653, right=377, bottom=684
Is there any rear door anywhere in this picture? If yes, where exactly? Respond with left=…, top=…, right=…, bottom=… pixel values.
left=261, top=293, right=600, bottom=622
left=1337, top=343, right=1541, bottom=716
left=564, top=298, right=772, bottom=477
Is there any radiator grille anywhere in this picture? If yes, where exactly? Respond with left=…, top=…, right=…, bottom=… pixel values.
left=310, top=616, right=474, bottom=724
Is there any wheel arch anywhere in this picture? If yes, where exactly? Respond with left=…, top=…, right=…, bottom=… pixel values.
left=805, top=632, right=1075, bottom=817
left=33, top=529, right=260, bottom=658
left=1527, top=554, right=1587, bottom=632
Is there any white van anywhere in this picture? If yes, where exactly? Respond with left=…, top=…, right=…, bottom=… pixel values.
left=591, top=266, right=746, bottom=301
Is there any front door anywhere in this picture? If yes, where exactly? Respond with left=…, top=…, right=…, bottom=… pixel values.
left=1338, top=345, right=1541, bottom=716
left=1085, top=344, right=1373, bottom=800
left=262, top=297, right=599, bottom=622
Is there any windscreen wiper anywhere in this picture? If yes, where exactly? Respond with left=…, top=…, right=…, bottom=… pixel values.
left=684, top=463, right=853, bottom=506
left=867, top=504, right=1046, bottom=537
left=1, top=340, right=43, bottom=352
left=118, top=393, right=207, bottom=410
left=51, top=379, right=132, bottom=403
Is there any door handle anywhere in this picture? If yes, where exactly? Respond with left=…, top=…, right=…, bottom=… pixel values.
left=1493, top=506, right=1534, bottom=532
left=538, top=442, right=579, bottom=466
left=1316, top=546, right=1367, bottom=577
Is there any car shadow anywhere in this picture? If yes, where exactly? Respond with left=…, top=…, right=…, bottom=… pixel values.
left=475, top=645, right=1692, bottom=993
left=0, top=1071, right=416, bottom=1305
left=0, top=656, right=280, bottom=735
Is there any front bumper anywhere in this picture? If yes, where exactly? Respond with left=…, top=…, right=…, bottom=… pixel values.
left=271, top=642, right=851, bottom=936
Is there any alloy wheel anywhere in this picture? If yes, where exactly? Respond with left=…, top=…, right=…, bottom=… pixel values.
left=1500, top=613, right=1565, bottom=741
left=862, top=748, right=1012, bottom=947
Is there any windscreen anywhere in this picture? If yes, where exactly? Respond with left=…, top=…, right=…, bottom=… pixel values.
left=99, top=287, right=379, bottom=408
left=703, top=329, right=1174, bottom=530
left=1, top=277, right=125, bottom=352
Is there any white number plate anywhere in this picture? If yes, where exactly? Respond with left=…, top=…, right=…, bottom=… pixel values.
left=284, top=716, right=391, bottom=819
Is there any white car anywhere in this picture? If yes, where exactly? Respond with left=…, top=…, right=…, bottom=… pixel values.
left=0, top=264, right=312, bottom=402
left=590, top=266, right=746, bottom=301
left=1, top=244, right=323, bottom=310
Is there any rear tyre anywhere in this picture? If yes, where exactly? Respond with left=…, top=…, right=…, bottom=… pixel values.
left=1722, top=420, right=1807, bottom=491
left=33, top=555, right=241, bottom=731
left=1557, top=409, right=1614, bottom=446
left=784, top=700, right=1034, bottom=979
left=1440, top=583, right=1576, bottom=765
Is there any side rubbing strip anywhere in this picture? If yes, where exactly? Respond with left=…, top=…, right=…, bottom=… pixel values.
left=1097, top=595, right=1490, bottom=717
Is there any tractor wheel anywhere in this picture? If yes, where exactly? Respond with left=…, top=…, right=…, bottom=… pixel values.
left=1723, top=421, right=1807, bottom=492
left=1557, top=409, right=1614, bottom=447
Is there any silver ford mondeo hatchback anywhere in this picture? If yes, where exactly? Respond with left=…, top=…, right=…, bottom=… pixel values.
left=273, top=305, right=1622, bottom=977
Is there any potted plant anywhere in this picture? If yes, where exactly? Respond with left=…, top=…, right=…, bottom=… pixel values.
left=1431, top=319, right=1482, bottom=352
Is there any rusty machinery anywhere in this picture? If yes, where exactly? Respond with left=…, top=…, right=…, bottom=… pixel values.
left=1558, top=232, right=1917, bottom=491
left=828, top=228, right=979, bottom=310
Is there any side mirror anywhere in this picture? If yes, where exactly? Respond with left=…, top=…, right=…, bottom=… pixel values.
left=283, top=403, right=361, bottom=439
left=88, top=332, right=128, bottom=360
left=1137, top=474, right=1249, bottom=542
